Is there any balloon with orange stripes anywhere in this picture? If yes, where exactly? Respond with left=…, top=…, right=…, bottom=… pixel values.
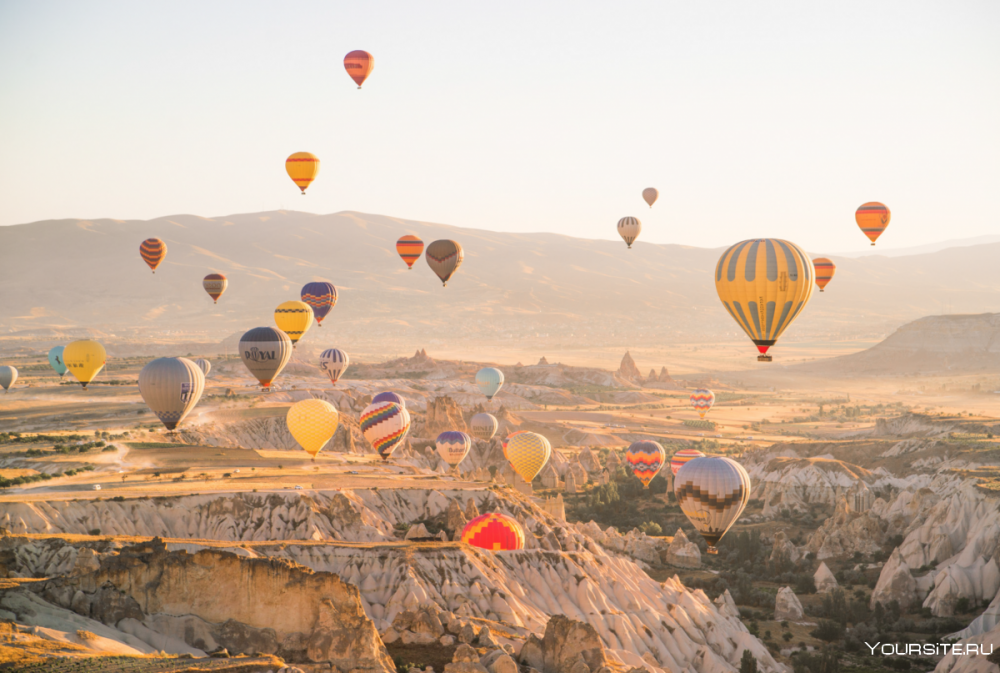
left=461, top=512, right=524, bottom=551
left=140, top=238, right=167, bottom=273
left=855, top=202, right=890, bottom=246
left=812, top=258, right=836, bottom=292
left=285, top=152, right=320, bottom=194
left=344, top=50, right=374, bottom=89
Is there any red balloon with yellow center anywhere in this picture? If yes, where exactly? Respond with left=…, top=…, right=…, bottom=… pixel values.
left=460, top=512, right=525, bottom=551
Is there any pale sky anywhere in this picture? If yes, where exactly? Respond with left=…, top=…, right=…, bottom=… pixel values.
left=1, top=1, right=997, bottom=251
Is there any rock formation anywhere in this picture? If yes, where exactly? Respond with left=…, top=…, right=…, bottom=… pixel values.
left=870, top=548, right=918, bottom=611
left=665, top=529, right=701, bottom=568
left=617, top=352, right=643, bottom=383
left=805, top=494, right=886, bottom=559
left=425, top=396, right=469, bottom=436
left=774, top=587, right=805, bottom=621
left=520, top=615, right=609, bottom=673
left=814, top=562, right=838, bottom=593
left=769, top=531, right=800, bottom=564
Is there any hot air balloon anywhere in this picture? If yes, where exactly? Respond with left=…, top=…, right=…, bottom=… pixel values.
left=812, top=258, right=836, bottom=292
left=194, top=359, right=211, bottom=377
left=670, top=448, right=706, bottom=476
left=344, top=50, right=374, bottom=88
left=373, top=391, right=405, bottom=407
left=396, top=235, right=424, bottom=270
left=301, top=282, right=338, bottom=326
left=617, top=217, right=641, bottom=249
left=286, top=152, right=320, bottom=194
left=674, top=456, right=751, bottom=554
left=690, top=389, right=715, bottom=419
left=506, top=432, right=551, bottom=484
left=202, top=274, right=227, bottom=304
left=48, top=346, right=67, bottom=377
left=140, top=238, right=167, bottom=273
left=461, top=512, right=525, bottom=551
left=426, top=240, right=464, bottom=286
left=470, top=413, right=498, bottom=441
left=137, top=357, right=206, bottom=431
left=360, top=401, right=411, bottom=461
left=287, top=398, right=340, bottom=460
left=625, top=440, right=665, bottom=488
left=476, top=367, right=504, bottom=400
left=856, top=202, right=890, bottom=246
left=715, top=239, right=814, bottom=362
left=239, top=327, right=292, bottom=391
left=63, top=340, right=106, bottom=389
left=501, top=430, right=529, bottom=459
left=274, top=300, right=314, bottom=347
left=319, top=348, right=349, bottom=385
left=436, top=431, right=471, bottom=467
left=0, top=366, right=17, bottom=393
left=642, top=188, right=658, bottom=208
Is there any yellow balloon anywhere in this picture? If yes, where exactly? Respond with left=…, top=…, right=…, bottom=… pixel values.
left=63, top=340, right=107, bottom=389
left=715, top=239, right=814, bottom=362
left=506, top=431, right=551, bottom=483
left=274, top=300, right=314, bottom=347
left=286, top=399, right=340, bottom=458
left=286, top=152, right=320, bottom=194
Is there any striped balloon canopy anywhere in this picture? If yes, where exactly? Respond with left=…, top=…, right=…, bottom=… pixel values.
left=319, top=348, right=349, bottom=385
left=670, top=448, right=706, bottom=476
left=426, top=239, right=464, bottom=286
left=674, top=456, right=751, bottom=554
left=461, top=512, right=524, bottom=551
left=690, top=389, right=715, bottom=419
left=506, top=432, right=551, bottom=483
left=617, top=217, right=641, bottom=249
left=137, top=357, right=205, bottom=431
left=140, top=238, right=167, bottom=273
left=344, top=50, right=374, bottom=88
left=202, top=274, right=227, bottom=303
left=436, top=430, right=472, bottom=467
left=715, top=239, right=814, bottom=362
left=373, top=391, right=405, bottom=407
left=855, top=202, right=890, bottom=246
left=625, top=440, right=665, bottom=488
left=274, top=301, right=314, bottom=347
left=812, top=258, right=836, bottom=292
left=396, top=235, right=424, bottom=269
left=301, top=282, right=338, bottom=325
left=285, top=152, right=319, bottom=194
left=360, top=401, right=411, bottom=461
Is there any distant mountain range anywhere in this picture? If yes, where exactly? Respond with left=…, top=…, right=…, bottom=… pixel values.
left=2, top=211, right=1000, bottom=356
left=829, top=234, right=1000, bottom=258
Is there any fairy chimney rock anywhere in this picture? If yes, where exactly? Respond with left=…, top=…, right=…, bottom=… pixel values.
left=618, top=351, right=643, bottom=382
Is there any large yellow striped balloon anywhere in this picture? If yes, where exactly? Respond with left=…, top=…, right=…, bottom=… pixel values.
left=286, top=399, right=340, bottom=459
left=506, top=431, right=551, bottom=483
left=715, top=239, right=814, bottom=362
left=286, top=152, right=320, bottom=194
left=274, top=300, right=314, bottom=348
left=63, top=340, right=107, bottom=389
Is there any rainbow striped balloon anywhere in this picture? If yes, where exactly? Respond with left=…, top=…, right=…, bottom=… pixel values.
left=360, top=401, right=410, bottom=461
left=396, top=235, right=424, bottom=269
left=461, top=512, right=524, bottom=551
left=301, top=282, right=338, bottom=325
left=626, top=440, right=665, bottom=488
left=855, top=202, right=890, bottom=246
left=812, top=258, right=836, bottom=292
left=690, top=389, right=715, bottom=419
left=670, top=448, right=706, bottom=476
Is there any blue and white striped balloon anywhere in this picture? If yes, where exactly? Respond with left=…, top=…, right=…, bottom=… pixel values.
left=319, top=348, right=350, bottom=385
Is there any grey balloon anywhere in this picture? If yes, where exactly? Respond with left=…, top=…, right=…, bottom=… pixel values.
left=138, top=357, right=205, bottom=430
left=0, top=366, right=18, bottom=393
left=194, top=358, right=211, bottom=377
left=239, top=326, right=292, bottom=391
left=470, top=412, right=498, bottom=441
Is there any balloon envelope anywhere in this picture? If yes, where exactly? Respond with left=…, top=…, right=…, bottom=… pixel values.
left=690, top=389, right=715, bottom=419
left=396, top=235, right=424, bottom=269
left=436, top=430, right=471, bottom=467
left=274, top=300, right=313, bottom=346
left=286, top=152, right=320, bottom=194
left=63, top=340, right=106, bottom=389
left=372, top=391, right=405, bottom=407
left=301, top=282, right=338, bottom=325
left=319, top=349, right=349, bottom=385
left=670, top=448, right=706, bottom=476
left=674, top=456, right=751, bottom=554
left=461, top=512, right=524, bottom=551
left=426, top=240, right=464, bottom=286
left=0, top=366, right=17, bottom=393
left=812, top=258, right=836, bottom=292
left=194, top=359, right=211, bottom=377
left=715, top=239, right=814, bottom=361
left=506, top=432, right=551, bottom=483
left=855, top=202, right=890, bottom=245
left=470, top=413, right=498, bottom=441
left=476, top=367, right=504, bottom=400
left=138, top=357, right=205, bottom=430
left=617, top=217, right=641, bottom=248
left=239, top=327, right=292, bottom=391
left=626, top=440, right=665, bottom=488
left=360, top=401, right=411, bottom=461
left=140, top=238, right=167, bottom=273
left=48, top=346, right=67, bottom=377
left=344, top=50, right=374, bottom=88
left=203, top=274, right=227, bottom=303
left=642, top=188, right=658, bottom=208
left=287, top=399, right=340, bottom=458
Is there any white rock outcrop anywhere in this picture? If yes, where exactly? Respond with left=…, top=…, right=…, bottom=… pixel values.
left=773, top=587, right=804, bottom=622
left=814, top=563, right=838, bottom=593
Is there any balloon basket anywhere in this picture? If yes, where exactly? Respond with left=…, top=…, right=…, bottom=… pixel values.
left=757, top=354, right=772, bottom=362
left=707, top=546, right=719, bottom=555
